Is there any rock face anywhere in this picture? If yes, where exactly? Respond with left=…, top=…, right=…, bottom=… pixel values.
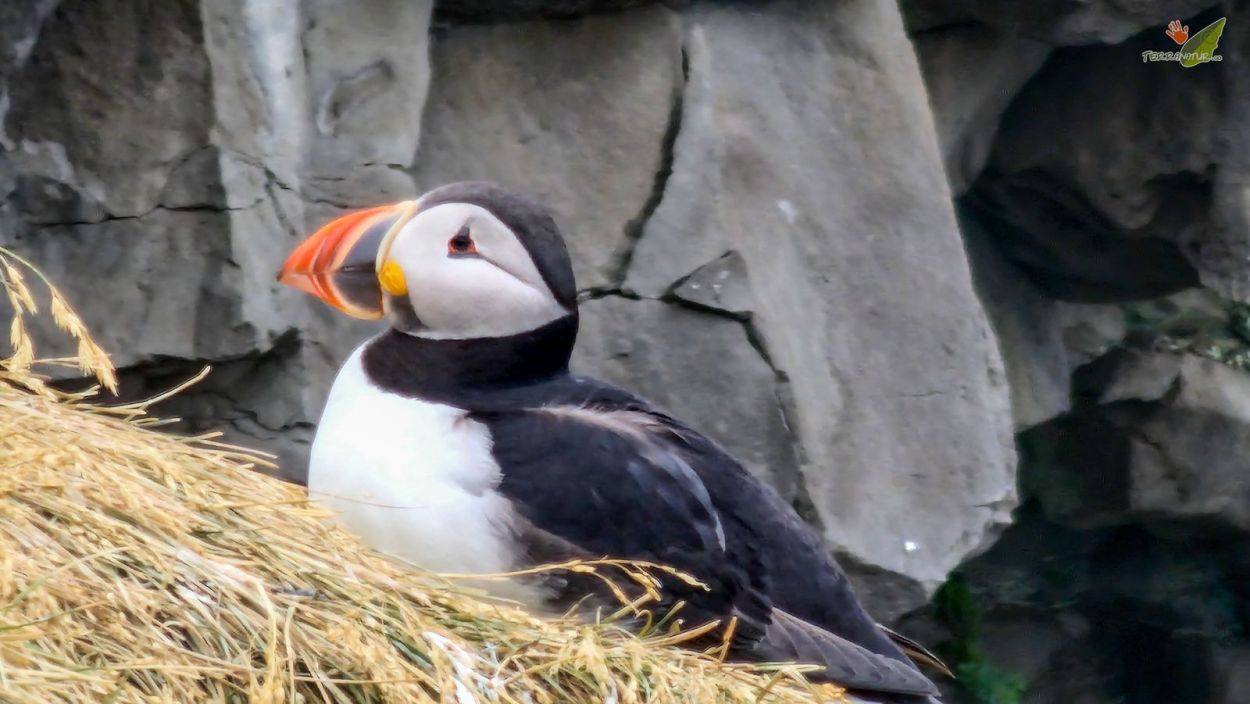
left=0, top=0, right=1018, bottom=610
left=435, top=0, right=663, bottom=21
left=573, top=296, right=803, bottom=501
left=961, top=206, right=1072, bottom=430
left=1032, top=348, right=1250, bottom=531
left=963, top=25, right=1218, bottom=303
left=412, top=5, right=683, bottom=290
left=3, top=0, right=1250, bottom=701
left=621, top=0, right=1017, bottom=594
left=902, top=0, right=1217, bottom=44
left=896, top=2, right=1250, bottom=702
left=914, top=27, right=1050, bottom=195
left=0, top=0, right=428, bottom=472
left=420, top=0, right=1019, bottom=606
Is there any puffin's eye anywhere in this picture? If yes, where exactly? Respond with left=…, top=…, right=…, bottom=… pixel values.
left=448, top=226, right=476, bottom=256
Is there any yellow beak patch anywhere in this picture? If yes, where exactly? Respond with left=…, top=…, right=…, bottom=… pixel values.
left=378, top=260, right=408, bottom=297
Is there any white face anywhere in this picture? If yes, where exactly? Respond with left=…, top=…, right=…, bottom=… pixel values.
left=377, top=202, right=570, bottom=339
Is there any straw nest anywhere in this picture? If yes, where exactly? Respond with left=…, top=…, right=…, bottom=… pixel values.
left=0, top=247, right=849, bottom=703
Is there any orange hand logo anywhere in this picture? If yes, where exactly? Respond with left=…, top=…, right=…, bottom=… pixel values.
left=1166, top=19, right=1189, bottom=44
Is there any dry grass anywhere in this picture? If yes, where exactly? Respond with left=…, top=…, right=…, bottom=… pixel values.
left=0, top=247, right=848, bottom=703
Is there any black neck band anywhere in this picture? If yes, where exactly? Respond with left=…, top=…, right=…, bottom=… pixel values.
left=361, top=314, right=578, bottom=404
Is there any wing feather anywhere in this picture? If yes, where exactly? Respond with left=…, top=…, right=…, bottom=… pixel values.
left=477, top=404, right=752, bottom=632
left=753, top=610, right=941, bottom=697
left=470, top=385, right=940, bottom=701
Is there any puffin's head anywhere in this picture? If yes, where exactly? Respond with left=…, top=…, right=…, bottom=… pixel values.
left=278, top=182, right=577, bottom=339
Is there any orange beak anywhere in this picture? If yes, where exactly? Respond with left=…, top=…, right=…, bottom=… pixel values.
left=277, top=202, right=417, bottom=320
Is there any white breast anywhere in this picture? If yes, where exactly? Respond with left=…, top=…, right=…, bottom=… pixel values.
left=309, top=343, right=538, bottom=603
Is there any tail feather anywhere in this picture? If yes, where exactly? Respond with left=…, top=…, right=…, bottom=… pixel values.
left=749, top=609, right=940, bottom=698
left=879, top=624, right=954, bottom=679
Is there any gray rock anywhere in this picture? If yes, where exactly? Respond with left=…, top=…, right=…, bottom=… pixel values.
left=837, top=553, right=930, bottom=626
left=435, top=0, right=662, bottom=22
left=915, top=26, right=1049, bottom=194
left=0, top=0, right=59, bottom=85
left=967, top=22, right=1225, bottom=302
left=1091, top=350, right=1183, bottom=405
left=1213, top=647, right=1250, bottom=704
left=5, top=0, right=213, bottom=219
left=411, top=5, right=683, bottom=289
left=901, top=0, right=1218, bottom=45
left=159, top=147, right=231, bottom=211
left=966, top=170, right=1202, bottom=302
left=988, top=36, right=1222, bottom=235
left=1, top=0, right=430, bottom=476
left=905, top=494, right=1250, bottom=704
left=1206, top=11, right=1250, bottom=301
left=10, top=172, right=108, bottom=224
left=1030, top=350, right=1250, bottom=531
left=1054, top=302, right=1128, bottom=371
left=625, top=0, right=1018, bottom=591
left=572, top=295, right=804, bottom=501
left=1129, top=355, right=1250, bottom=528
left=669, top=251, right=753, bottom=318
left=962, top=206, right=1071, bottom=429
left=300, top=0, right=430, bottom=206
left=9, top=210, right=260, bottom=362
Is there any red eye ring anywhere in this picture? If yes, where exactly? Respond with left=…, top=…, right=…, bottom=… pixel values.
left=448, top=226, right=476, bottom=255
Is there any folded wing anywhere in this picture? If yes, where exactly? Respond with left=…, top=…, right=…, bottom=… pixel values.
left=472, top=394, right=939, bottom=699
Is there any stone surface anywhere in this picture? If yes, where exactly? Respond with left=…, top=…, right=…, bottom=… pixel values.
left=5, top=0, right=212, bottom=219
left=963, top=13, right=1231, bottom=303
left=573, top=296, right=803, bottom=500
left=901, top=0, right=1219, bottom=45
left=1206, top=7, right=1250, bottom=301
left=624, top=0, right=1018, bottom=591
left=1054, top=301, right=1128, bottom=372
left=0, top=0, right=59, bottom=89
left=901, top=7, right=1250, bottom=699
left=669, top=250, right=753, bottom=318
left=301, top=0, right=430, bottom=206
left=962, top=206, right=1072, bottom=429
left=902, top=499, right=1250, bottom=704
left=966, top=169, right=1203, bottom=302
left=985, top=30, right=1223, bottom=230
left=915, top=26, right=1049, bottom=194
left=0, top=0, right=1021, bottom=607
left=1, top=0, right=429, bottom=469
left=411, top=6, right=683, bottom=289
left=1021, top=347, right=1250, bottom=534
left=8, top=210, right=261, bottom=362
left=1116, top=353, right=1250, bottom=528
left=435, top=0, right=664, bottom=21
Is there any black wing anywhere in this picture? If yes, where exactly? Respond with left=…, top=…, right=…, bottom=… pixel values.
left=476, top=401, right=764, bottom=634
left=470, top=376, right=938, bottom=699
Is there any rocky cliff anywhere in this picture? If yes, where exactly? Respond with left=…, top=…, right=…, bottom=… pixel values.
left=0, top=1, right=1246, bottom=702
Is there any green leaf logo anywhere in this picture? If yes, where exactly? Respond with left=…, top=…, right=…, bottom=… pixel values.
left=1179, top=17, right=1226, bottom=67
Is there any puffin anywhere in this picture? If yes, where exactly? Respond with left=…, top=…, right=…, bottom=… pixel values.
left=278, top=181, right=944, bottom=703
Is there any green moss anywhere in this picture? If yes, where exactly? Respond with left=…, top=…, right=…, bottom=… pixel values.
left=1122, top=296, right=1250, bottom=372
left=932, top=575, right=1029, bottom=704
left=1227, top=303, right=1250, bottom=344
left=955, top=660, right=1029, bottom=704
